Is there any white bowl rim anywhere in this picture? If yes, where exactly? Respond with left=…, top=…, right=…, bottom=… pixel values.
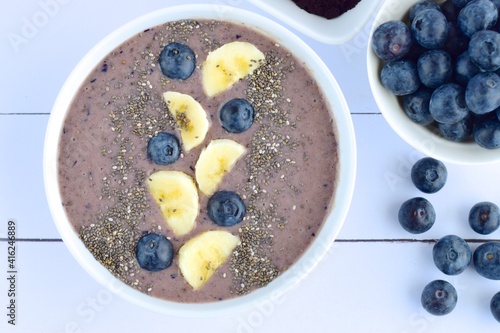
left=43, top=4, right=356, bottom=317
left=367, top=0, right=500, bottom=166
left=247, top=0, right=383, bottom=44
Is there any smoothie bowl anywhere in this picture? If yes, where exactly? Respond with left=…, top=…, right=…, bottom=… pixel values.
left=43, top=5, right=356, bottom=316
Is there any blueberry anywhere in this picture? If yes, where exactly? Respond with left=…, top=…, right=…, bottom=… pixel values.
left=158, top=42, right=196, bottom=80
left=442, top=0, right=461, bottom=21
left=465, top=72, right=500, bottom=114
left=417, top=50, right=453, bottom=89
left=438, top=113, right=473, bottom=141
left=409, top=1, right=442, bottom=22
left=454, top=51, right=481, bottom=86
left=457, top=0, right=498, bottom=38
left=207, top=190, right=246, bottom=227
left=443, top=23, right=470, bottom=58
left=411, top=9, right=449, bottom=49
left=403, top=89, right=434, bottom=125
left=372, top=20, right=413, bottom=62
left=398, top=197, right=436, bottom=234
left=473, top=241, right=500, bottom=279
left=429, top=83, right=470, bottom=124
left=433, top=235, right=472, bottom=275
left=452, top=0, right=473, bottom=7
left=136, top=233, right=174, bottom=272
left=491, top=291, right=500, bottom=323
left=405, top=35, right=429, bottom=62
left=380, top=60, right=420, bottom=96
left=473, top=116, right=500, bottom=148
left=469, top=201, right=500, bottom=234
left=219, top=98, right=255, bottom=133
left=421, top=280, right=458, bottom=316
left=411, top=157, right=447, bottom=193
left=147, top=132, right=181, bottom=165
left=468, top=30, right=500, bottom=71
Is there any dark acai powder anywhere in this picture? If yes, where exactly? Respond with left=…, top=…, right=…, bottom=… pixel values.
left=291, top=0, right=361, bottom=19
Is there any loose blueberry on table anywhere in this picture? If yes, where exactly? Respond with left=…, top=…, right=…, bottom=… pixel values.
left=410, top=157, right=447, bottom=194
left=421, top=279, right=458, bottom=316
left=468, top=201, right=500, bottom=235
left=433, top=234, right=471, bottom=275
left=398, top=197, right=436, bottom=234
left=473, top=241, right=500, bottom=280
left=491, top=291, right=500, bottom=323
left=401, top=154, right=500, bottom=322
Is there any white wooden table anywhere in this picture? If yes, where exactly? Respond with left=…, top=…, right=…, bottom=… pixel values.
left=1, top=0, right=500, bottom=332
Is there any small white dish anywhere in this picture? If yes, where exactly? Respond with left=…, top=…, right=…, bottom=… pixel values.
left=44, top=5, right=356, bottom=316
left=367, top=0, right=500, bottom=165
left=247, top=0, right=383, bottom=44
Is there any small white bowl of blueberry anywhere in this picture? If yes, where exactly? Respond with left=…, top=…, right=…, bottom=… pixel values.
left=367, top=0, right=500, bottom=165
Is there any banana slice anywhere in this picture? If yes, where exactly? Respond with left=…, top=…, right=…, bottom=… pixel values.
left=195, top=139, right=246, bottom=196
left=202, top=41, right=265, bottom=97
left=163, top=91, right=209, bottom=151
left=179, top=230, right=240, bottom=290
left=146, top=170, right=199, bottom=237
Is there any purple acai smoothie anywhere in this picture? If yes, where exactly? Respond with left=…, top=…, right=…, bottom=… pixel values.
left=58, top=19, right=339, bottom=303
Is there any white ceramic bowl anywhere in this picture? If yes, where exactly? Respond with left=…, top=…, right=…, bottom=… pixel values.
left=367, top=0, right=500, bottom=165
left=43, top=5, right=356, bottom=316
left=248, top=0, right=383, bottom=44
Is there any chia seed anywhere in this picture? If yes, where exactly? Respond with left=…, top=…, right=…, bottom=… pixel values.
left=226, top=50, right=305, bottom=294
